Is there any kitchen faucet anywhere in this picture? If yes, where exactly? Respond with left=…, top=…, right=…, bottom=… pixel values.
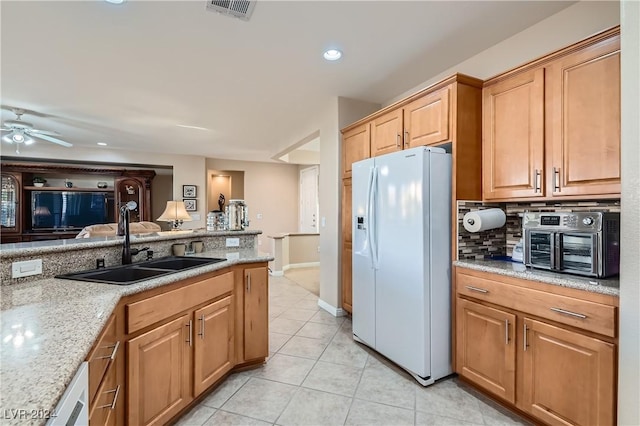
left=119, top=201, right=149, bottom=265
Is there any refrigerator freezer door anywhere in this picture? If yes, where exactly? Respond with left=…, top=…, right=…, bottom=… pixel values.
left=373, top=148, right=430, bottom=377
left=352, top=158, right=376, bottom=347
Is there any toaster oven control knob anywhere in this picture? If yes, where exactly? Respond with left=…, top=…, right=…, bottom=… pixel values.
left=582, top=216, right=594, bottom=226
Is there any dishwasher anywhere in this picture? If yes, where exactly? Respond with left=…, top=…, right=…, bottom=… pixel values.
left=47, top=362, right=88, bottom=426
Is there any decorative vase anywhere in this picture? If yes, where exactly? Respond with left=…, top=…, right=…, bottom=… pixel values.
left=33, top=182, right=44, bottom=188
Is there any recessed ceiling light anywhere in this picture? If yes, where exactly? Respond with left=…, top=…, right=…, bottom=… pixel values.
left=176, top=124, right=209, bottom=131
left=97, top=142, right=107, bottom=146
left=323, top=49, right=342, bottom=61
left=104, top=0, right=125, bottom=4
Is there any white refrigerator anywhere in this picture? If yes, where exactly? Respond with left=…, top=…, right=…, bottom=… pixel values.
left=352, top=146, right=452, bottom=386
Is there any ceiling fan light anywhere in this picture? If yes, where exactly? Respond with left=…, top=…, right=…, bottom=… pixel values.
left=24, top=136, right=35, bottom=145
left=12, top=133, right=25, bottom=143
left=2, top=134, right=14, bottom=144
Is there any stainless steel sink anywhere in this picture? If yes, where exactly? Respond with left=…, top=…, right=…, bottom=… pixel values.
left=56, top=256, right=227, bottom=285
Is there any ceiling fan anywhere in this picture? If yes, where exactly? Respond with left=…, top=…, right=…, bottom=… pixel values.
left=1, top=108, right=72, bottom=154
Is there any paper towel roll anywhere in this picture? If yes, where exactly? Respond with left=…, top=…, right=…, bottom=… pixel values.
left=463, top=208, right=506, bottom=233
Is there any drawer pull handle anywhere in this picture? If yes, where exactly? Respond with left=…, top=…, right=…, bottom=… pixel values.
left=198, top=314, right=205, bottom=339
left=186, top=320, right=193, bottom=346
left=550, top=307, right=587, bottom=319
left=96, top=341, right=120, bottom=360
left=404, top=130, right=409, bottom=147
left=504, top=319, right=510, bottom=345
left=396, top=133, right=401, bottom=148
left=523, top=323, right=529, bottom=351
left=247, top=273, right=251, bottom=293
left=98, top=385, right=121, bottom=410
left=465, top=285, right=489, bottom=294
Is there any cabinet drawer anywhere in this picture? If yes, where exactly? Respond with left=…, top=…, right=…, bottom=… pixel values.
left=87, top=315, right=118, bottom=406
left=456, top=271, right=616, bottom=337
left=127, top=271, right=234, bottom=334
left=89, top=359, right=120, bottom=426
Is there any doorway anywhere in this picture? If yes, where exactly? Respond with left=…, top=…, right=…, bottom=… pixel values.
left=299, top=166, right=319, bottom=233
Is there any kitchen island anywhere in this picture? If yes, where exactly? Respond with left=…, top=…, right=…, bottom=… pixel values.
left=0, top=247, right=272, bottom=425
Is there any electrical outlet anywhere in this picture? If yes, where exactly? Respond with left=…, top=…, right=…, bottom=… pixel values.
left=226, top=238, right=240, bottom=247
left=12, top=259, right=43, bottom=278
left=256, top=213, right=263, bottom=220
left=258, top=239, right=262, bottom=245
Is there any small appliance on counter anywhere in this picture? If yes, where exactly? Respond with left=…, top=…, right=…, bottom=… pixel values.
left=206, top=211, right=227, bottom=231
left=511, top=238, right=524, bottom=262
left=523, top=211, right=620, bottom=278
left=226, top=199, right=250, bottom=231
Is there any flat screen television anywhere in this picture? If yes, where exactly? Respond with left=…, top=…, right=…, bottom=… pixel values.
left=31, top=191, right=115, bottom=230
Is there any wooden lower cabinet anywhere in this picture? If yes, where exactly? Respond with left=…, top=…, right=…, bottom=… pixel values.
left=342, top=244, right=353, bottom=313
left=194, top=296, right=235, bottom=396
left=243, top=266, right=268, bottom=361
left=456, top=298, right=516, bottom=403
left=89, top=361, right=120, bottom=426
left=522, top=318, right=615, bottom=426
left=128, top=314, right=192, bottom=426
left=455, top=267, right=617, bottom=426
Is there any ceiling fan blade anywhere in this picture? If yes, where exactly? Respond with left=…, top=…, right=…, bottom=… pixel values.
left=28, top=129, right=61, bottom=136
left=29, top=132, right=73, bottom=147
left=1, top=127, right=12, bottom=132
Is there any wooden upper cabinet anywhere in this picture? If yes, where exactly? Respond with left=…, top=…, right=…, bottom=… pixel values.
left=342, top=124, right=370, bottom=179
left=522, top=318, right=615, bottom=426
left=483, top=68, right=545, bottom=200
left=371, top=108, right=403, bottom=157
left=546, top=35, right=621, bottom=197
left=404, top=86, right=451, bottom=148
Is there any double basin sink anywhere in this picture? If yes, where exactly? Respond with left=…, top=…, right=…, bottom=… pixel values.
left=56, top=256, right=226, bottom=285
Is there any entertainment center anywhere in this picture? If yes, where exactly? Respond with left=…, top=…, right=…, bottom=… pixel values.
left=1, top=163, right=155, bottom=243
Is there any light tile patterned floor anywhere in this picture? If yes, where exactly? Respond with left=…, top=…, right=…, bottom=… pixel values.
left=177, top=275, right=531, bottom=426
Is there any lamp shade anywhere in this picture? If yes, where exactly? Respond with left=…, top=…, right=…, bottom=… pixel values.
left=157, top=201, right=192, bottom=222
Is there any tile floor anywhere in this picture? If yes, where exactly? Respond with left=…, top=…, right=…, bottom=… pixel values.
left=283, top=267, right=320, bottom=296
left=177, top=275, right=530, bottom=426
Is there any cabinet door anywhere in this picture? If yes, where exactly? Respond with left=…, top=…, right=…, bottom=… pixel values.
left=1, top=173, right=21, bottom=240
left=342, top=243, right=352, bottom=314
left=194, top=296, right=235, bottom=396
left=341, top=177, right=353, bottom=314
left=522, top=318, right=615, bottom=426
left=342, top=124, right=370, bottom=179
left=546, top=36, right=621, bottom=197
left=456, top=298, right=516, bottom=403
left=244, top=267, right=268, bottom=361
left=404, top=86, right=450, bottom=148
left=371, top=109, right=403, bottom=157
left=89, top=357, right=121, bottom=426
left=128, top=314, right=192, bottom=426
left=483, top=69, right=545, bottom=200
left=88, top=314, right=118, bottom=407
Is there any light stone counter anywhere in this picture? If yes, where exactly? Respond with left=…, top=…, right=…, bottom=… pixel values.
left=454, top=259, right=619, bottom=297
left=0, top=229, right=260, bottom=259
left=0, top=248, right=273, bottom=425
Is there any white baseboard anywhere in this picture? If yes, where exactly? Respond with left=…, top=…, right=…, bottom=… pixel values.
left=282, top=262, right=320, bottom=271
left=317, top=298, right=345, bottom=317
left=270, top=270, right=284, bottom=277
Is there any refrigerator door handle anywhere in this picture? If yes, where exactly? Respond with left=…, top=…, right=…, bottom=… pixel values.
left=365, top=165, right=375, bottom=268
left=370, top=166, right=379, bottom=269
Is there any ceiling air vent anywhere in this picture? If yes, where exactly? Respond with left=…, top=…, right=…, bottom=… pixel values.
left=206, top=1, right=256, bottom=21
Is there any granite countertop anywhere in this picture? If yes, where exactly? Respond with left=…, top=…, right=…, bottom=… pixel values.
left=0, top=229, right=261, bottom=259
left=0, top=248, right=273, bottom=425
left=454, top=259, right=620, bottom=297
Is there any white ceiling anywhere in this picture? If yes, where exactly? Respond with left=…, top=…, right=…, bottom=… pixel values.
left=0, top=1, right=573, bottom=163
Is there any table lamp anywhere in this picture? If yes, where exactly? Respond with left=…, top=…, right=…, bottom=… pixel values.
left=157, top=200, right=192, bottom=230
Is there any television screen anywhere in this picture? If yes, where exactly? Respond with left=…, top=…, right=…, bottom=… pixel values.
left=31, top=191, right=115, bottom=230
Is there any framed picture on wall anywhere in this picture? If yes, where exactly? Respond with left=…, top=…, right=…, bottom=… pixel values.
left=183, top=199, right=197, bottom=211
left=183, top=185, right=197, bottom=198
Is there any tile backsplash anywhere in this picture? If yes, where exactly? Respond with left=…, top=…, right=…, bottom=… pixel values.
left=457, top=199, right=621, bottom=260
left=457, top=201, right=506, bottom=260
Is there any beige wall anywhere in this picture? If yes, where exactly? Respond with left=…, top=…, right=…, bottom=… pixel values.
left=619, top=1, right=640, bottom=423
left=289, top=234, right=320, bottom=264
left=205, top=158, right=299, bottom=253
left=385, top=1, right=621, bottom=106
